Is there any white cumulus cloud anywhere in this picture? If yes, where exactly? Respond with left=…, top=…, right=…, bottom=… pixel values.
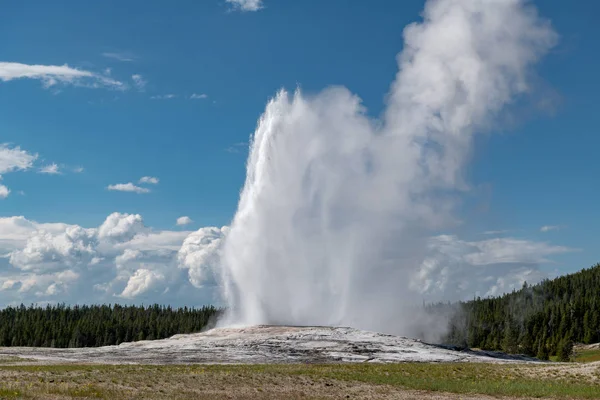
left=226, top=0, right=263, bottom=12
left=0, top=212, right=577, bottom=307
left=0, top=216, right=54, bottom=251
left=139, top=176, right=159, bottom=184
left=0, top=213, right=182, bottom=303
left=107, top=183, right=150, bottom=194
left=120, top=269, right=164, bottom=298
left=411, top=235, right=574, bottom=301
left=98, top=212, right=145, bottom=242
left=39, top=163, right=60, bottom=174
left=177, top=227, right=228, bottom=288
left=176, top=216, right=193, bottom=226
left=0, top=144, right=38, bottom=174
left=464, top=237, right=572, bottom=266
left=115, top=248, right=142, bottom=269
left=132, top=74, right=146, bottom=91
left=4, top=270, right=80, bottom=297
left=9, top=226, right=97, bottom=273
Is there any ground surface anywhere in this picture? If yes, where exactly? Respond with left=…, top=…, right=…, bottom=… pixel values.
left=0, top=327, right=598, bottom=399
left=0, top=363, right=599, bottom=399
left=0, top=326, right=537, bottom=365
left=574, top=343, right=600, bottom=363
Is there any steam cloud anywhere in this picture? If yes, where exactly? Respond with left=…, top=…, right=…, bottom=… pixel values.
left=218, top=0, right=557, bottom=336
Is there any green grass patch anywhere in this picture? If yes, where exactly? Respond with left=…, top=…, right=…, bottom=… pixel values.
left=575, top=348, right=600, bottom=363
left=275, top=363, right=600, bottom=399
left=47, top=383, right=106, bottom=398
left=0, top=387, right=21, bottom=398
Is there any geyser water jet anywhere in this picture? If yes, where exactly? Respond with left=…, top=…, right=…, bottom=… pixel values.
left=219, top=0, right=557, bottom=337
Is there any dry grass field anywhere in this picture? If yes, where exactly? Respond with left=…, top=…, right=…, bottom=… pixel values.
left=0, top=362, right=599, bottom=399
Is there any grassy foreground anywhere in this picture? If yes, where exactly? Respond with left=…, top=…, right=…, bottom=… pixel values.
left=0, top=362, right=599, bottom=399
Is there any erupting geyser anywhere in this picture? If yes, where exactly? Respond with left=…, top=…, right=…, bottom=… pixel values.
left=219, top=0, right=556, bottom=337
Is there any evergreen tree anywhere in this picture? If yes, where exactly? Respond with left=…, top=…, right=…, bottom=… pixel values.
left=0, top=304, right=221, bottom=348
left=428, top=263, right=600, bottom=361
left=557, top=338, right=574, bottom=362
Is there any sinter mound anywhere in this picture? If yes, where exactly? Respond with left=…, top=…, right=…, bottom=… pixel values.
left=0, top=325, right=540, bottom=365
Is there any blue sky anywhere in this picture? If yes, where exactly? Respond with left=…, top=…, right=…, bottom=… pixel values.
left=0, top=0, right=598, bottom=306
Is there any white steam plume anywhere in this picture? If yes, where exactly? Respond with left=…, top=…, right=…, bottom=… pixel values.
left=219, top=0, right=557, bottom=337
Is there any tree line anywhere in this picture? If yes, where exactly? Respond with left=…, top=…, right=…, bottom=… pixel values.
left=3, top=264, right=600, bottom=358
left=0, top=303, right=221, bottom=348
left=431, top=263, right=600, bottom=361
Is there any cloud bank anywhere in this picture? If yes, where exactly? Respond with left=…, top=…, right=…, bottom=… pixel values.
left=0, top=213, right=205, bottom=305
left=0, top=212, right=572, bottom=309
